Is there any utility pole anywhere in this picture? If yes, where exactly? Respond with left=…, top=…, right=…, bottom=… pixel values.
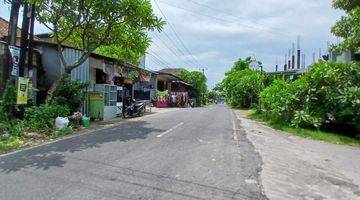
left=5, top=0, right=21, bottom=84
left=199, top=67, right=207, bottom=75
left=199, top=67, right=207, bottom=105
left=27, top=4, right=35, bottom=72
left=19, top=2, right=30, bottom=77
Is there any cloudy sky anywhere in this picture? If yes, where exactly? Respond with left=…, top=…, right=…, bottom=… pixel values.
left=0, top=0, right=344, bottom=88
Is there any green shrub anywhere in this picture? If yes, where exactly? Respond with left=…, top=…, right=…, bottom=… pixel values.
left=304, top=62, right=359, bottom=128
left=0, top=81, right=17, bottom=122
left=223, top=68, right=265, bottom=108
left=25, top=104, right=70, bottom=131
left=260, top=61, right=360, bottom=133
left=260, top=79, right=290, bottom=119
left=10, top=120, right=27, bottom=136
left=51, top=79, right=89, bottom=113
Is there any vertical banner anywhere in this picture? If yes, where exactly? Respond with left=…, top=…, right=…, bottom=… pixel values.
left=17, top=77, right=29, bottom=105
left=9, top=46, right=20, bottom=76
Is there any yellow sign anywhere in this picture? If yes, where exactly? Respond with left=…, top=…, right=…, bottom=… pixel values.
left=17, top=77, right=29, bottom=105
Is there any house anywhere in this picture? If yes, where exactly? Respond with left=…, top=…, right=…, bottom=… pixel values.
left=32, top=40, right=157, bottom=120
left=329, top=50, right=360, bottom=62
left=155, top=68, right=193, bottom=108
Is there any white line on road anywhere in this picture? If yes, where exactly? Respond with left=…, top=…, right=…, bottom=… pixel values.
left=156, top=122, right=184, bottom=138
left=231, top=111, right=239, bottom=141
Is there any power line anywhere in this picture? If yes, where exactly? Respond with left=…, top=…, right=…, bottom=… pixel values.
left=149, top=41, right=176, bottom=65
left=147, top=51, right=170, bottom=69
left=152, top=32, right=194, bottom=68
left=147, top=53, right=169, bottom=69
left=185, top=0, right=294, bottom=37
left=148, top=48, right=172, bottom=67
left=156, top=0, right=294, bottom=38
left=153, top=0, right=201, bottom=67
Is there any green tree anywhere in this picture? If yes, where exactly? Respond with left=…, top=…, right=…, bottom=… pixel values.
left=331, top=0, right=360, bottom=53
left=28, top=0, right=165, bottom=101
left=222, top=57, right=265, bottom=108
left=222, top=68, right=265, bottom=108
left=207, top=90, right=220, bottom=102
left=230, top=57, right=254, bottom=72
left=176, top=70, right=207, bottom=106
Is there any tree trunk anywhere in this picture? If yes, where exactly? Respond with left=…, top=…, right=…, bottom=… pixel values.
left=45, top=73, right=69, bottom=103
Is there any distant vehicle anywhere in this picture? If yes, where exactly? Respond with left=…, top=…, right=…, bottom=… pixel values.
left=123, top=97, right=146, bottom=118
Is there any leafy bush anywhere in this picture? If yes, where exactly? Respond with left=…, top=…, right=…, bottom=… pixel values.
left=157, top=90, right=169, bottom=101
left=223, top=68, right=265, bottom=108
left=10, top=120, right=27, bottom=136
left=260, top=61, right=360, bottom=133
left=25, top=104, right=70, bottom=131
left=0, top=81, right=17, bottom=122
left=128, top=71, right=139, bottom=80
left=51, top=79, right=89, bottom=113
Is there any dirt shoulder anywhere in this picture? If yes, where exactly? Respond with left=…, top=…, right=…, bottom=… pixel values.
left=235, top=111, right=360, bottom=200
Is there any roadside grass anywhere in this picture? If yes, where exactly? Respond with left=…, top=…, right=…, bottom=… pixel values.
left=239, top=109, right=360, bottom=147
left=0, top=136, right=24, bottom=154
left=0, top=127, right=75, bottom=154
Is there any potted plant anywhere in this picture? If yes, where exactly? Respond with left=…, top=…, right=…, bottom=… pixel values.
left=156, top=90, right=169, bottom=108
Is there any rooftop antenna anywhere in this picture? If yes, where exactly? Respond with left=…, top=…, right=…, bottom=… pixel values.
left=312, top=52, right=316, bottom=63
left=292, top=43, right=295, bottom=69
left=297, top=36, right=301, bottom=69
left=302, top=54, right=306, bottom=68
left=288, top=49, right=291, bottom=70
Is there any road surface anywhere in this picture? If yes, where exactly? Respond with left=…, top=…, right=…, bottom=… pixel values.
left=0, top=105, right=266, bottom=200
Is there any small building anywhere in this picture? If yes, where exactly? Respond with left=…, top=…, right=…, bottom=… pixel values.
left=329, top=50, right=360, bottom=62
left=156, top=69, right=193, bottom=108
left=33, top=40, right=157, bottom=120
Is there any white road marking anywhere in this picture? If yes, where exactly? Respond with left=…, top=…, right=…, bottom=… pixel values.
left=231, top=110, right=239, bottom=141
left=156, top=122, right=184, bottom=138
left=245, top=179, right=258, bottom=184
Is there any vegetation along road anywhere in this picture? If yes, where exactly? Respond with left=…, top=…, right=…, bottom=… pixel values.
left=0, top=105, right=266, bottom=200
left=1, top=105, right=360, bottom=199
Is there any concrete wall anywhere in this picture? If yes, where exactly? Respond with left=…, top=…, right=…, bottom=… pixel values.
left=330, top=50, right=354, bottom=62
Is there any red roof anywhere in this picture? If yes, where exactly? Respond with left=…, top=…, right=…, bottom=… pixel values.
left=0, top=17, right=40, bottom=42
left=0, top=17, right=21, bottom=39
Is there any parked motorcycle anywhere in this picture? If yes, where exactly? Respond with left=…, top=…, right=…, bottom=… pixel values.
left=123, top=97, right=146, bottom=118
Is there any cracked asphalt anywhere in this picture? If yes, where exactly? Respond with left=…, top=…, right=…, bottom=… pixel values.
left=0, top=105, right=266, bottom=200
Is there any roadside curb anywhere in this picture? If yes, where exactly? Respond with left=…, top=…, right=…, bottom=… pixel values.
left=0, top=109, right=176, bottom=158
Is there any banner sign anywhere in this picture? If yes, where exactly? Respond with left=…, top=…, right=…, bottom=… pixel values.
left=9, top=46, right=20, bottom=76
left=17, top=77, right=29, bottom=105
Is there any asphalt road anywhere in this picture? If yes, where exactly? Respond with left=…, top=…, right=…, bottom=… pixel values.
left=0, top=105, right=266, bottom=200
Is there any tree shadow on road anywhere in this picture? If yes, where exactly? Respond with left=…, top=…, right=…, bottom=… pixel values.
left=0, top=120, right=165, bottom=174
